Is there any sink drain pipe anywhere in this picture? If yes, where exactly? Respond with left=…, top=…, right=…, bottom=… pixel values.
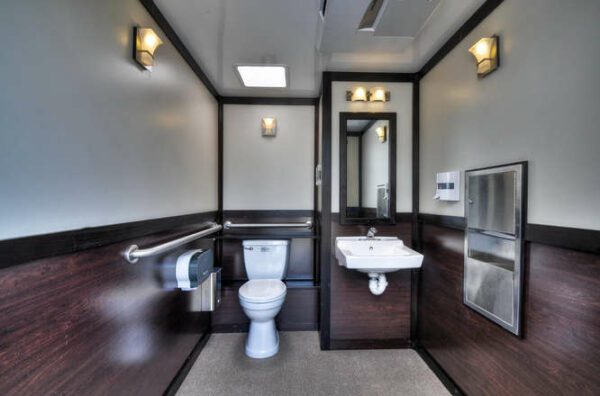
left=368, top=272, right=388, bottom=295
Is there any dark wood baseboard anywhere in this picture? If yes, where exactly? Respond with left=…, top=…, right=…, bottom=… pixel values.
left=164, top=332, right=212, bottom=396
left=328, top=338, right=411, bottom=350
left=211, top=324, right=248, bottom=333
left=0, top=211, right=218, bottom=269
left=413, top=345, right=464, bottom=396
left=212, top=323, right=318, bottom=333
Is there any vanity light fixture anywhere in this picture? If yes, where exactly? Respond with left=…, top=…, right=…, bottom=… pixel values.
left=468, top=36, right=499, bottom=77
left=376, top=126, right=387, bottom=143
left=346, top=86, right=390, bottom=102
left=261, top=117, right=277, bottom=137
left=369, top=87, right=390, bottom=102
left=133, top=27, right=163, bottom=71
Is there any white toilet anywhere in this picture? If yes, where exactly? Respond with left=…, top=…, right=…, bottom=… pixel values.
left=238, top=240, right=289, bottom=359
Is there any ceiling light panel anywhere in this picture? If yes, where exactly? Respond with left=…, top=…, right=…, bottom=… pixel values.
left=235, top=65, right=288, bottom=88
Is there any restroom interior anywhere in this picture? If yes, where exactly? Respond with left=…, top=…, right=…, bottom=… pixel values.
left=1, top=0, right=599, bottom=395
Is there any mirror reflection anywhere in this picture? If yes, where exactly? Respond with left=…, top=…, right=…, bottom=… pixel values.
left=340, top=113, right=396, bottom=224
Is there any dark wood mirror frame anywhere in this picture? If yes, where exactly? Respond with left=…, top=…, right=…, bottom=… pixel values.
left=339, top=112, right=397, bottom=225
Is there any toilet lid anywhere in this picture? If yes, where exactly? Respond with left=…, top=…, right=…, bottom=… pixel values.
left=239, top=279, right=286, bottom=303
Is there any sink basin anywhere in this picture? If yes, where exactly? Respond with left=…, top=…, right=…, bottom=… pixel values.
left=335, top=237, right=424, bottom=273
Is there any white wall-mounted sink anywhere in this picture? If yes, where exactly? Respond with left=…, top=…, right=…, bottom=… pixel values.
left=335, top=237, right=424, bottom=273
left=335, top=237, right=424, bottom=295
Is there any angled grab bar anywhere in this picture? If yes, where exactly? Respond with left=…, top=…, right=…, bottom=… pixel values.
left=223, top=220, right=312, bottom=230
left=123, top=222, right=222, bottom=263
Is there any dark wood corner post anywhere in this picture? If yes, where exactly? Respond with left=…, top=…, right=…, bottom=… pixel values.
left=319, top=72, right=333, bottom=350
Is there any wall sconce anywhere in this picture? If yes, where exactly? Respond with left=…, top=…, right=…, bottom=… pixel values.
left=369, top=87, right=390, bottom=102
left=261, top=117, right=277, bottom=137
left=468, top=36, right=499, bottom=77
left=346, top=86, right=390, bottom=102
left=346, top=86, right=368, bottom=102
left=376, top=126, right=387, bottom=143
left=133, top=27, right=163, bottom=71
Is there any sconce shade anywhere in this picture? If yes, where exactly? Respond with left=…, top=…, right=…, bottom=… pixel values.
left=350, top=87, right=368, bottom=102
left=369, top=87, right=388, bottom=102
left=134, top=27, right=163, bottom=71
left=261, top=117, right=277, bottom=137
left=468, top=36, right=499, bottom=77
left=376, top=126, right=387, bottom=143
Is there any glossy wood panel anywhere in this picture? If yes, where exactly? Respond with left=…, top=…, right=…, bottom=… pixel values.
left=418, top=224, right=600, bottom=395
left=211, top=284, right=319, bottom=332
left=329, top=216, right=413, bottom=345
left=0, top=224, right=215, bottom=396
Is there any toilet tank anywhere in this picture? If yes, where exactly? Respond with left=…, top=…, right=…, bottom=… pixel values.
left=243, top=240, right=290, bottom=280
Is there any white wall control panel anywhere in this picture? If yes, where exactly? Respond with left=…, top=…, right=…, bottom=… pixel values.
left=434, top=171, right=460, bottom=201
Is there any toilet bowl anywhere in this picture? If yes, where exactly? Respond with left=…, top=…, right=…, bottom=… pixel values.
left=239, top=240, right=290, bottom=359
left=239, top=279, right=287, bottom=358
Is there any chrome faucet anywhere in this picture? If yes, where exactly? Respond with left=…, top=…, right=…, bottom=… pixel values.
left=366, top=227, right=378, bottom=239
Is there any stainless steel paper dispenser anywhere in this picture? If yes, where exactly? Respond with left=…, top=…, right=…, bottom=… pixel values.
left=200, top=268, right=221, bottom=311
left=464, top=162, right=527, bottom=336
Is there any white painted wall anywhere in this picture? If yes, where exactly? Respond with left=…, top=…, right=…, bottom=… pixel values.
left=420, top=0, right=600, bottom=230
left=223, top=105, right=314, bottom=210
left=0, top=0, right=218, bottom=240
left=332, top=82, right=413, bottom=213
left=362, top=121, right=389, bottom=208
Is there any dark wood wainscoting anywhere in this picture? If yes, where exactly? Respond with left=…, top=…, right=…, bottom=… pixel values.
left=0, top=216, right=218, bottom=396
left=214, top=210, right=319, bottom=332
left=418, top=224, right=600, bottom=395
left=329, top=214, right=413, bottom=348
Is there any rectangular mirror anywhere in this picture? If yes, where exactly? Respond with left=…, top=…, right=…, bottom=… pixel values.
left=339, top=112, right=396, bottom=225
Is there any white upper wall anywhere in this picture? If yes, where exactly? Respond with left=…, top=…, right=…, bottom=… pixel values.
left=332, top=82, right=413, bottom=213
left=420, top=0, right=600, bottom=230
left=0, top=0, right=218, bottom=240
left=223, top=105, right=314, bottom=210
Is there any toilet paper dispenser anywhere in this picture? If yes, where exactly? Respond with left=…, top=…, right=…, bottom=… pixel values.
left=157, top=249, right=221, bottom=312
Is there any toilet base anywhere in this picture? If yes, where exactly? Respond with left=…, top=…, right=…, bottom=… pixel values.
left=245, top=319, right=279, bottom=359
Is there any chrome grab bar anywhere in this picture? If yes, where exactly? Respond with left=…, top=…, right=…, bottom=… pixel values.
left=223, top=220, right=312, bottom=230
left=123, top=222, right=222, bottom=263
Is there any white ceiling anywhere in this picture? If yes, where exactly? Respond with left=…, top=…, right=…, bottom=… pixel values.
left=154, top=0, right=487, bottom=97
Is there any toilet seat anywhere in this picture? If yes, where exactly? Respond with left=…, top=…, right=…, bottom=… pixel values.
left=239, top=279, right=286, bottom=303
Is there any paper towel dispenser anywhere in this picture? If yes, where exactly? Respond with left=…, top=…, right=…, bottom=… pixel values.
left=434, top=171, right=460, bottom=201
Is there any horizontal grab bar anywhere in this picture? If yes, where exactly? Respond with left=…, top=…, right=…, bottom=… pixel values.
left=223, top=220, right=312, bottom=230
left=123, top=222, right=222, bottom=263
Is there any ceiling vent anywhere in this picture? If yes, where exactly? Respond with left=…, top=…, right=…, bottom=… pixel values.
left=357, top=0, right=390, bottom=31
